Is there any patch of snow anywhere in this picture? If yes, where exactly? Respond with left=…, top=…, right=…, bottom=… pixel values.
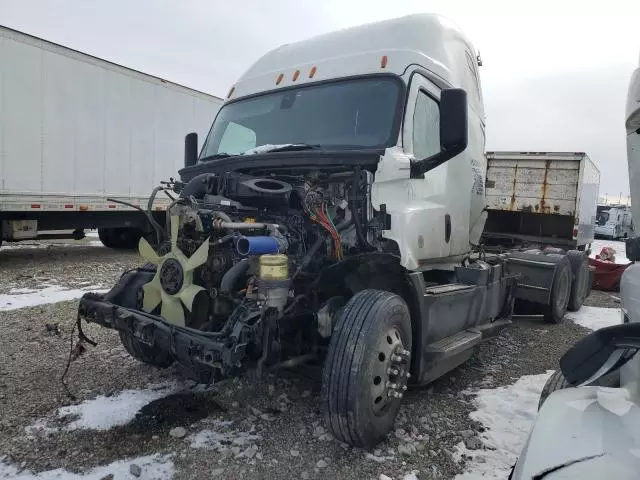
left=27, top=382, right=183, bottom=434
left=8, top=287, right=41, bottom=294
left=188, top=419, right=261, bottom=450
left=0, top=285, right=107, bottom=311
left=0, top=243, right=43, bottom=251
left=243, top=144, right=294, bottom=155
left=590, top=239, right=630, bottom=264
left=0, top=454, right=174, bottom=479
left=566, top=306, right=622, bottom=331
left=86, top=230, right=99, bottom=238
left=57, top=382, right=183, bottom=431
left=454, top=371, right=554, bottom=479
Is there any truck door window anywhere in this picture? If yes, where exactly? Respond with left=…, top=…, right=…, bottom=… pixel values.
left=413, top=90, right=440, bottom=159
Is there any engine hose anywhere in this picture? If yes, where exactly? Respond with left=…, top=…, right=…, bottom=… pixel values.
left=293, top=236, right=324, bottom=279
left=220, top=258, right=251, bottom=293
left=106, top=197, right=165, bottom=245
left=179, top=173, right=213, bottom=200
left=350, top=167, right=375, bottom=250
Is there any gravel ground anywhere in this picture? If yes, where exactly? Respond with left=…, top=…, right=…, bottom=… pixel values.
left=0, top=241, right=614, bottom=479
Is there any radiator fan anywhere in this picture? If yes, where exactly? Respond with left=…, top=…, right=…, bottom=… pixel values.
left=137, top=216, right=210, bottom=326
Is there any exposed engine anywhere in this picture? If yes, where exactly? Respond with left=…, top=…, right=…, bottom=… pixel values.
left=88, top=167, right=394, bottom=381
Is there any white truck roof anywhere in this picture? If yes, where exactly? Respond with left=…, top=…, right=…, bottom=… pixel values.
left=227, top=14, right=483, bottom=116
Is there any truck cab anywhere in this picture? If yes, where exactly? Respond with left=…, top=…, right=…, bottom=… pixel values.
left=595, top=205, right=633, bottom=239
left=196, top=13, right=487, bottom=270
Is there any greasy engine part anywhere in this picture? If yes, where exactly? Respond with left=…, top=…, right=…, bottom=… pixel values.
left=78, top=168, right=376, bottom=380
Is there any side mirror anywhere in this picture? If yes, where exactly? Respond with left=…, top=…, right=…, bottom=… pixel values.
left=410, top=88, right=468, bottom=177
left=560, top=322, right=640, bottom=386
left=184, top=132, right=198, bottom=168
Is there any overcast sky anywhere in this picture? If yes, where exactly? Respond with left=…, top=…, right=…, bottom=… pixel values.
left=1, top=0, right=638, bottom=197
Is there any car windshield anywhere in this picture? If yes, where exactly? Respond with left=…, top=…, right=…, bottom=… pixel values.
left=200, top=77, right=401, bottom=158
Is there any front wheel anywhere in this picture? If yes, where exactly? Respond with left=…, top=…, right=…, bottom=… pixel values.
left=322, top=289, right=412, bottom=448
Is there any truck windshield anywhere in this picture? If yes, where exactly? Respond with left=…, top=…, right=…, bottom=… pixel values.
left=200, top=77, right=401, bottom=158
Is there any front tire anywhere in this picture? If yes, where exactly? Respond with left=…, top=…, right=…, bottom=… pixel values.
left=322, top=290, right=412, bottom=448
left=119, top=331, right=174, bottom=368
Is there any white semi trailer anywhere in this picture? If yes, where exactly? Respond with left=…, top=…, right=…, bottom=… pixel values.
left=484, top=151, right=600, bottom=250
left=0, top=25, right=223, bottom=248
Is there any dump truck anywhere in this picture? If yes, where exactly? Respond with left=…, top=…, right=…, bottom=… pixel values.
left=0, top=25, right=222, bottom=248
left=78, top=14, right=595, bottom=447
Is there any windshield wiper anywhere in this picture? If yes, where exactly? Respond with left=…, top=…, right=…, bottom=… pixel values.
left=266, top=144, right=323, bottom=153
left=199, top=153, right=233, bottom=162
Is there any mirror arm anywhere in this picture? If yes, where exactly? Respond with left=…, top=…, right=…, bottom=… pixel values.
left=410, top=144, right=466, bottom=178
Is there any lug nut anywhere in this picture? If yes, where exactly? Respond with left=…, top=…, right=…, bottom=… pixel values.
left=387, top=368, right=399, bottom=375
left=400, top=349, right=410, bottom=356
left=406, top=372, right=411, bottom=378
left=391, top=354, right=402, bottom=362
left=397, top=392, right=404, bottom=399
left=402, top=385, right=407, bottom=391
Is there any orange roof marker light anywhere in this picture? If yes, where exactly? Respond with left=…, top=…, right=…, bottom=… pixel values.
left=380, top=55, right=388, bottom=68
left=276, top=73, right=284, bottom=85
left=292, top=70, right=300, bottom=81
left=309, top=66, right=317, bottom=78
left=227, top=86, right=236, bottom=98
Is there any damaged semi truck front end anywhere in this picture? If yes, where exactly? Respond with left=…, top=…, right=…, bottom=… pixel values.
left=77, top=14, right=585, bottom=447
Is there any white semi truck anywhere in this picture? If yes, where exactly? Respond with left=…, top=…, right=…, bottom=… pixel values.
left=79, top=14, right=595, bottom=447
left=0, top=25, right=222, bottom=248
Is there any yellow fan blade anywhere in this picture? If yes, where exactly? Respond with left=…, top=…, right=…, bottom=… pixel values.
left=185, top=238, right=210, bottom=272
left=141, top=278, right=162, bottom=312
left=170, top=215, right=179, bottom=250
left=138, top=237, right=160, bottom=264
left=178, top=284, right=205, bottom=312
left=160, top=292, right=185, bottom=326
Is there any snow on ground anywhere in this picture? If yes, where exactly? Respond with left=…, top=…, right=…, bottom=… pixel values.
left=590, top=239, right=630, bottom=264
left=455, top=306, right=621, bottom=478
left=566, top=305, right=622, bottom=330
left=0, top=285, right=108, bottom=311
left=453, top=371, right=554, bottom=479
left=0, top=454, right=174, bottom=480
left=28, top=382, right=184, bottom=434
left=187, top=419, right=260, bottom=450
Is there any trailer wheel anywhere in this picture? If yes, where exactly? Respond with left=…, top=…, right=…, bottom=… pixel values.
left=98, top=228, right=142, bottom=250
left=98, top=228, right=115, bottom=248
left=322, top=289, right=412, bottom=448
left=567, top=251, right=590, bottom=311
left=538, top=369, right=620, bottom=410
left=544, top=257, right=572, bottom=324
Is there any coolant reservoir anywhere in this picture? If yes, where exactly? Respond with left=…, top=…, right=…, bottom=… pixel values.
left=259, top=254, right=289, bottom=280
